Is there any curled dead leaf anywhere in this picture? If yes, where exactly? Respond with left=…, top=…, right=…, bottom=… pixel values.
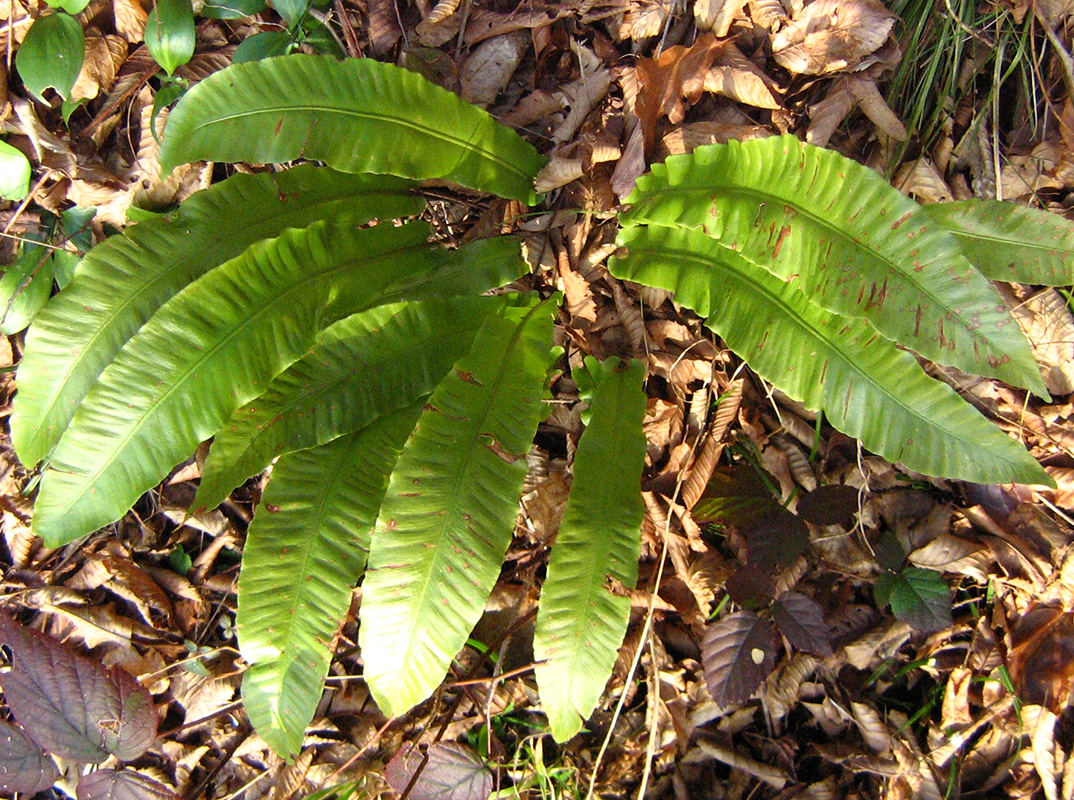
left=771, top=0, right=895, bottom=75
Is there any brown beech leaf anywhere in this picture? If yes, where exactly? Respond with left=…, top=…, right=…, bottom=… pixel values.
left=749, top=0, right=789, bottom=30
left=460, top=32, right=527, bottom=107
left=636, top=33, right=724, bottom=146
left=701, top=611, right=779, bottom=708
left=771, top=591, right=834, bottom=656
left=847, top=76, right=907, bottom=140
left=771, top=0, right=895, bottom=75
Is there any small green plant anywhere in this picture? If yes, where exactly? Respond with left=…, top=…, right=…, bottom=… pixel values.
left=11, top=54, right=1074, bottom=758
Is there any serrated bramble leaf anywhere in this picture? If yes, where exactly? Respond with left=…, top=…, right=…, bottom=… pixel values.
left=796, top=484, right=859, bottom=526
left=622, top=136, right=1044, bottom=395
left=13, top=167, right=421, bottom=469
left=159, top=55, right=545, bottom=203
left=701, top=611, right=779, bottom=708
left=385, top=742, right=493, bottom=800
left=534, top=357, right=647, bottom=742
left=875, top=568, right=952, bottom=633
left=771, top=591, right=833, bottom=657
left=239, top=404, right=422, bottom=758
left=76, top=769, right=179, bottom=800
left=0, top=612, right=156, bottom=763
left=693, top=464, right=779, bottom=527
left=0, top=720, right=59, bottom=795
left=360, top=298, right=558, bottom=717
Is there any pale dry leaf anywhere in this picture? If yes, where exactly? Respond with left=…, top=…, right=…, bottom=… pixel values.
left=71, top=34, right=127, bottom=101
left=761, top=652, right=817, bottom=729
left=694, top=0, right=748, bottom=35
left=462, top=6, right=575, bottom=47
left=611, top=124, right=646, bottom=201
left=12, top=96, right=76, bottom=176
left=551, top=50, right=613, bottom=145
left=893, top=157, right=953, bottom=203
left=660, top=121, right=772, bottom=156
left=806, top=76, right=854, bottom=147
left=908, top=534, right=987, bottom=572
left=847, top=76, right=906, bottom=140
left=460, top=32, right=527, bottom=106
left=535, top=156, right=586, bottom=193
left=1000, top=286, right=1074, bottom=396
left=556, top=249, right=598, bottom=326
left=39, top=601, right=135, bottom=649
left=748, top=0, right=788, bottom=30
left=612, top=280, right=646, bottom=356
left=696, top=739, right=790, bottom=788
left=850, top=701, right=892, bottom=754
left=619, top=0, right=670, bottom=40
left=703, top=65, right=781, bottom=108
left=114, top=0, right=148, bottom=41
left=272, top=748, right=316, bottom=800
left=939, top=666, right=973, bottom=729
left=416, top=0, right=461, bottom=44
left=170, top=669, right=239, bottom=721
left=771, top=0, right=895, bottom=75
left=174, top=50, right=233, bottom=83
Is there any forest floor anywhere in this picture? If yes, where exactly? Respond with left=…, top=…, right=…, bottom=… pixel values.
left=3, top=0, right=1074, bottom=798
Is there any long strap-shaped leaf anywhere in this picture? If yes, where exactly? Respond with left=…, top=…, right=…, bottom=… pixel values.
left=33, top=222, right=522, bottom=546
left=534, top=357, right=647, bottom=742
left=924, top=199, right=1074, bottom=285
left=239, top=402, right=423, bottom=758
left=159, top=55, right=545, bottom=203
left=612, top=225, right=1051, bottom=486
left=12, top=168, right=421, bottom=468
left=360, top=297, right=558, bottom=717
left=195, top=296, right=503, bottom=510
left=622, top=136, right=1044, bottom=396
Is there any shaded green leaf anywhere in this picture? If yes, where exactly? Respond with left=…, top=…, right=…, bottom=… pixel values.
left=15, top=13, right=84, bottom=101
left=159, top=55, right=545, bottom=202
left=13, top=167, right=421, bottom=469
left=233, top=30, right=292, bottom=63
left=360, top=298, right=558, bottom=717
left=0, top=140, right=31, bottom=201
left=32, top=220, right=511, bottom=546
left=145, top=0, right=195, bottom=75
left=200, top=0, right=265, bottom=19
left=611, top=224, right=1051, bottom=486
left=196, top=296, right=503, bottom=511
left=270, top=0, right=307, bottom=26
left=239, top=404, right=422, bottom=757
left=875, top=567, right=952, bottom=633
left=924, top=199, right=1074, bottom=285
left=534, top=357, right=647, bottom=742
left=0, top=239, right=56, bottom=335
left=622, top=136, right=1044, bottom=395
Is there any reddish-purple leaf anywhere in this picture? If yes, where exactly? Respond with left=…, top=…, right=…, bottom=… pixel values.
left=0, top=612, right=157, bottom=763
left=701, top=611, right=779, bottom=708
left=0, top=719, right=59, bottom=794
left=741, top=507, right=809, bottom=570
left=724, top=566, right=775, bottom=610
left=796, top=484, right=859, bottom=526
left=693, top=464, right=779, bottom=526
left=77, top=768, right=179, bottom=800
left=385, top=742, right=492, bottom=800
left=771, top=591, right=834, bottom=657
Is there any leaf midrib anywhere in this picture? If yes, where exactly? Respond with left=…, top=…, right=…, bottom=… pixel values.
left=47, top=235, right=427, bottom=521
left=188, top=106, right=528, bottom=187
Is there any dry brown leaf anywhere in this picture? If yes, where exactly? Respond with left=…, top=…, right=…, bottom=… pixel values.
left=940, top=666, right=974, bottom=729
left=366, top=0, right=402, bottom=55
left=71, top=34, right=127, bottom=101
left=806, top=76, right=854, bottom=147
left=12, top=96, right=76, bottom=176
left=893, top=157, right=953, bottom=203
left=848, top=76, right=906, bottom=140
left=463, top=6, right=574, bottom=47
left=459, top=32, right=527, bottom=107
left=703, top=65, right=780, bottom=109
left=619, top=0, right=669, bottom=40
left=660, top=120, right=772, bottom=155
left=771, top=0, right=895, bottom=75
left=535, top=156, right=585, bottom=193
left=748, top=0, right=788, bottom=30
left=612, top=280, right=646, bottom=356
left=998, top=286, right=1074, bottom=397
left=850, top=701, right=892, bottom=754
left=694, top=0, right=748, bottom=35
left=113, top=0, right=148, bottom=41
left=635, top=32, right=725, bottom=146
left=416, top=0, right=461, bottom=46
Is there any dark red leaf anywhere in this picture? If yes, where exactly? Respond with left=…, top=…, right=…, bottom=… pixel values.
left=77, top=768, right=179, bottom=800
left=701, top=611, right=779, bottom=708
left=0, top=611, right=157, bottom=763
left=693, top=464, right=779, bottom=527
left=771, top=591, right=834, bottom=657
left=742, top=507, right=809, bottom=570
left=0, top=719, right=59, bottom=794
left=796, top=484, right=859, bottom=526
left=724, top=566, right=775, bottom=610
left=385, top=742, right=492, bottom=800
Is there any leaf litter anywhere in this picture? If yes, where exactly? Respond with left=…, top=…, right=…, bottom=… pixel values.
left=2, top=0, right=1074, bottom=797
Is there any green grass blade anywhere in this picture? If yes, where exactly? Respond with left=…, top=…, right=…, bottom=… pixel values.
left=159, top=55, right=545, bottom=203
left=195, top=296, right=504, bottom=511
left=924, top=199, right=1074, bottom=285
left=32, top=220, right=474, bottom=546
left=612, top=225, right=1051, bottom=486
left=622, top=136, right=1044, bottom=395
left=239, top=402, right=423, bottom=758
left=12, top=167, right=421, bottom=468
left=359, top=297, right=558, bottom=717
left=534, top=357, right=647, bottom=742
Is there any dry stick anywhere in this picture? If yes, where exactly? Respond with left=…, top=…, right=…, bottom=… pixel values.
left=325, top=715, right=397, bottom=784
left=186, top=723, right=252, bottom=800
left=1035, top=7, right=1074, bottom=106
left=333, top=0, right=363, bottom=58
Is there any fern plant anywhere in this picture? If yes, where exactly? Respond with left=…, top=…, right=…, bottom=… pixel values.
left=10, top=54, right=1072, bottom=756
